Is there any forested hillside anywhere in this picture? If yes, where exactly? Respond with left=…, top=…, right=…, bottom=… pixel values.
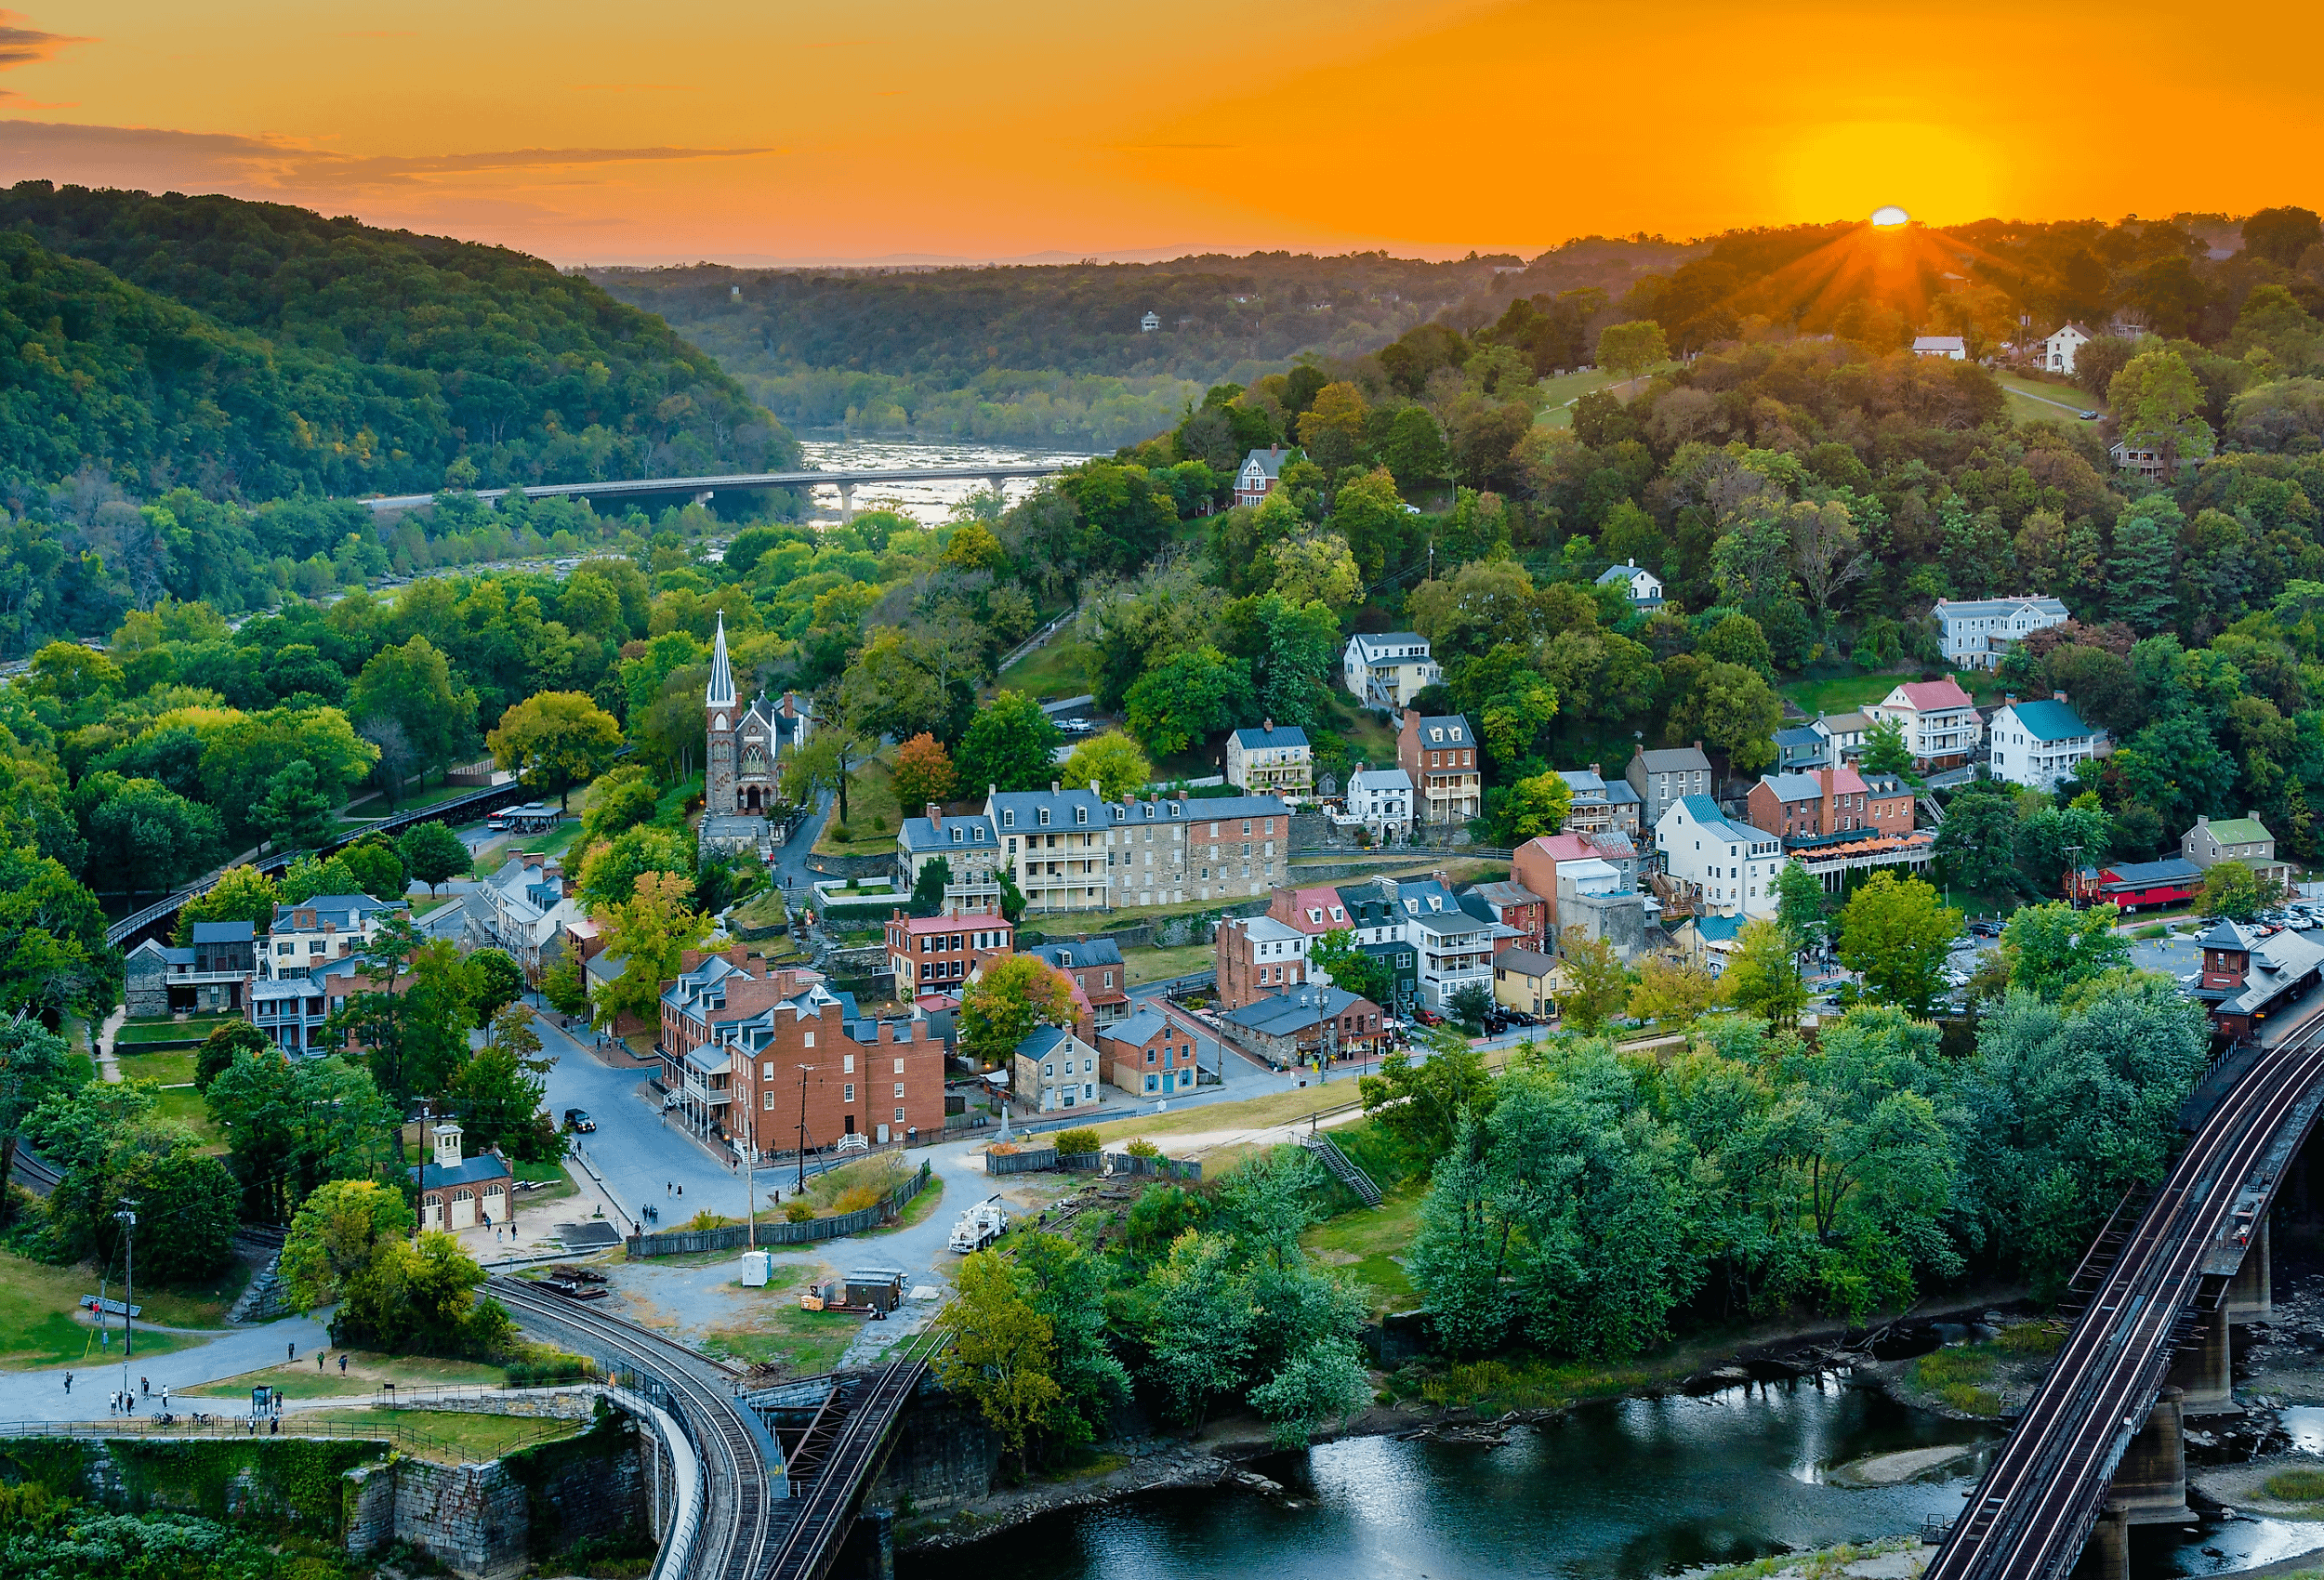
left=0, top=181, right=800, bottom=500
left=591, top=242, right=1694, bottom=449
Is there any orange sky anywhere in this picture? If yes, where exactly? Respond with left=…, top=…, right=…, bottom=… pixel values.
left=2, top=1, right=2319, bottom=264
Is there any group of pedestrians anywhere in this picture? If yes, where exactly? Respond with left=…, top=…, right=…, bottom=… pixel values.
left=93, top=1374, right=167, bottom=1415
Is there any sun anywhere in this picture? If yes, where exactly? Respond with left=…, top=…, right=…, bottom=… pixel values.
left=1870, top=204, right=1910, bottom=228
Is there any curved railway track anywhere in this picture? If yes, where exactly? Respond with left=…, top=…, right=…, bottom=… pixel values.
left=487, top=1277, right=774, bottom=1580
left=759, top=1328, right=942, bottom=1580
left=1927, top=1005, right=2324, bottom=1580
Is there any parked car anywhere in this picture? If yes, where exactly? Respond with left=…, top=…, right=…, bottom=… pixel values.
left=1969, top=918, right=2002, bottom=938
left=562, top=1108, right=595, bottom=1132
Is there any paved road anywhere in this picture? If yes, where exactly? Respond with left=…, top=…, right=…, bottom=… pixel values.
left=0, top=1311, right=333, bottom=1424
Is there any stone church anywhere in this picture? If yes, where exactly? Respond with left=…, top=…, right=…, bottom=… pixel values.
left=704, top=614, right=815, bottom=819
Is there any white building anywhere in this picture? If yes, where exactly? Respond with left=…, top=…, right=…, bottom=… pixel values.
left=1343, top=632, right=1443, bottom=713
left=264, top=893, right=402, bottom=981
left=465, top=856, right=584, bottom=983
left=1139, top=310, right=1160, bottom=333
left=1344, top=766, right=1414, bottom=839
left=1934, top=594, right=2070, bottom=671
left=1656, top=795, right=1784, bottom=919
left=1911, top=336, right=1967, bottom=360
left=1811, top=710, right=1874, bottom=761
left=1867, top=678, right=1984, bottom=770
left=1224, top=720, right=1313, bottom=799
left=1235, top=446, right=1291, bottom=508
left=1403, top=889, right=1501, bottom=1013
left=1987, top=693, right=2105, bottom=790
left=1593, top=559, right=1664, bottom=608
left=2041, top=323, right=2093, bottom=375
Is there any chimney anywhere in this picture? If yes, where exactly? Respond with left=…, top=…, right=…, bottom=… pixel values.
left=2054, top=691, right=2068, bottom=704
left=1261, top=717, right=1274, bottom=733
left=1050, top=781, right=1061, bottom=795
left=928, top=802, right=942, bottom=830
left=2004, top=693, right=2017, bottom=706
left=1817, top=766, right=1836, bottom=836
left=1177, top=789, right=1189, bottom=802
left=989, top=783, right=997, bottom=797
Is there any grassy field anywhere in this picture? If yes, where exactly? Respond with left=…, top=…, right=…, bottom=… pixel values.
left=1997, top=375, right=2097, bottom=421
left=1532, top=362, right=1681, bottom=428
left=703, top=1303, right=863, bottom=1375
left=814, top=750, right=905, bottom=857
left=295, top=1405, right=580, bottom=1462
left=1301, top=1183, right=1425, bottom=1317
left=997, top=637, right=1094, bottom=702
left=183, top=1350, right=513, bottom=1398
left=1776, top=673, right=1907, bottom=717
left=1122, top=941, right=1214, bottom=984
left=117, top=1016, right=237, bottom=1048
left=116, top=1049, right=197, bottom=1086
left=0, top=1248, right=234, bottom=1370
left=1079, top=1080, right=1362, bottom=1149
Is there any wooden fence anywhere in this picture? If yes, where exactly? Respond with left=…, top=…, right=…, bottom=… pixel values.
left=624, top=1161, right=931, bottom=1258
left=984, top=1149, right=1200, bottom=1181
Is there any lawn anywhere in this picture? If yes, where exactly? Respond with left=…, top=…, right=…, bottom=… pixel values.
left=1997, top=375, right=2096, bottom=417
left=152, top=1086, right=228, bottom=1152
left=1776, top=673, right=1908, bottom=717
left=182, top=1350, right=513, bottom=1399
left=860, top=1172, right=945, bottom=1236
left=703, top=1303, right=862, bottom=1376
left=0, top=1248, right=228, bottom=1370
left=814, top=750, right=905, bottom=857
left=117, top=1016, right=238, bottom=1049
left=1531, top=362, right=1682, bottom=428
left=295, top=1405, right=580, bottom=1462
left=512, top=1156, right=578, bottom=1207
left=1122, top=942, right=1214, bottom=984
left=1080, top=1080, right=1363, bottom=1148
left=116, top=1049, right=197, bottom=1086
left=1301, top=1182, right=1425, bottom=1317
left=997, top=637, right=1094, bottom=702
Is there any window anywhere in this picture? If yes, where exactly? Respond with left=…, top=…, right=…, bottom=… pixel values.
left=841, top=1052, right=852, bottom=1073
left=1002, top=810, right=1015, bottom=827
left=1038, top=807, right=1050, bottom=826
left=844, top=1083, right=856, bottom=1101
left=763, top=1061, right=774, bottom=1078
left=893, top=1057, right=905, bottom=1074
left=894, top=1082, right=905, bottom=1098
left=764, top=1090, right=776, bottom=1110
left=804, top=1033, right=815, bottom=1047
left=895, top=1107, right=906, bottom=1124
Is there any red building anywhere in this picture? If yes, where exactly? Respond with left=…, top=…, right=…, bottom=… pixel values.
left=1461, top=879, right=1548, bottom=955
left=2066, top=856, right=2205, bottom=911
left=886, top=904, right=1014, bottom=1002
left=1216, top=915, right=1314, bottom=1010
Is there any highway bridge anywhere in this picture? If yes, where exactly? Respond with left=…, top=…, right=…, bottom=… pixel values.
left=1926, top=1015, right=2323, bottom=1580
left=359, top=462, right=1072, bottom=520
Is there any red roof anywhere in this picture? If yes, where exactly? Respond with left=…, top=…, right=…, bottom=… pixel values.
left=1895, top=679, right=1974, bottom=711
left=1829, top=764, right=1868, bottom=796
left=893, top=911, right=1007, bottom=936
left=1525, top=833, right=1598, bottom=863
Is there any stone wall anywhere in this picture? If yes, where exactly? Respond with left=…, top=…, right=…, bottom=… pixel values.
left=365, top=1404, right=648, bottom=1578
left=867, top=1382, right=999, bottom=1515
left=0, top=1434, right=382, bottom=1534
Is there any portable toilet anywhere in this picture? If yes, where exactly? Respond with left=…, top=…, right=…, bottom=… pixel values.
left=740, top=1251, right=772, bottom=1288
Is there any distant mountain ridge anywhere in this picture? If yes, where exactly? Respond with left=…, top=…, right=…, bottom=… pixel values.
left=0, top=180, right=799, bottom=501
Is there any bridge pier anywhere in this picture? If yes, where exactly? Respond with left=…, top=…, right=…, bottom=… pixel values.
left=2167, top=1307, right=2235, bottom=1413
left=985, top=474, right=1009, bottom=503
left=835, top=1505, right=893, bottom=1580
left=2078, top=1501, right=2131, bottom=1580
left=2106, top=1385, right=2188, bottom=1523
left=2227, top=1215, right=2272, bottom=1320
left=838, top=481, right=856, bottom=525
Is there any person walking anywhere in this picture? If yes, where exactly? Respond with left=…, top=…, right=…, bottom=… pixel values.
left=338, top=1353, right=349, bottom=1375
left=288, top=1342, right=297, bottom=1363
left=141, top=1375, right=150, bottom=1396
left=160, top=1386, right=168, bottom=1411
left=62, top=1371, right=70, bottom=1396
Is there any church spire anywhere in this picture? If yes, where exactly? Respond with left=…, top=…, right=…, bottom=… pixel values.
left=706, top=612, right=736, bottom=709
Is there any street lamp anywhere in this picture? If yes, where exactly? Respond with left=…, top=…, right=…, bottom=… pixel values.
left=794, top=1064, right=817, bottom=1196
left=112, top=1201, right=139, bottom=1403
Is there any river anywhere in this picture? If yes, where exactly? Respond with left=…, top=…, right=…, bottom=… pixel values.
left=906, top=1376, right=2324, bottom=1580
left=792, top=433, right=1096, bottom=526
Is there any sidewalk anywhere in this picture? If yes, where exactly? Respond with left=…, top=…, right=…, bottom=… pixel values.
left=0, top=1312, right=332, bottom=1425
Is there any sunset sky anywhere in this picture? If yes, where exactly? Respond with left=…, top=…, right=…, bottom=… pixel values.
left=3, top=0, right=2319, bottom=264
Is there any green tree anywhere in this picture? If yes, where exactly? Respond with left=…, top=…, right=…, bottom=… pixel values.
left=2108, top=348, right=2216, bottom=478
left=1311, top=928, right=1389, bottom=1006
left=1061, top=732, right=1154, bottom=802
left=278, top=1178, right=414, bottom=1312
left=937, top=1248, right=1067, bottom=1465
left=1553, top=928, right=1631, bottom=1033
left=541, top=954, right=590, bottom=1018
left=1861, top=718, right=1914, bottom=777
left=911, top=853, right=953, bottom=915
left=1357, top=1025, right=1494, bottom=1160
left=350, top=636, right=476, bottom=789
left=1137, top=1230, right=1255, bottom=1428
left=1723, top=918, right=1808, bottom=1028
left=488, top=691, right=624, bottom=810
left=468, top=949, right=527, bottom=1025
left=1774, top=861, right=1827, bottom=944
left=337, top=836, right=406, bottom=901
left=579, top=763, right=660, bottom=849
left=445, top=1007, right=557, bottom=1160
left=173, top=864, right=281, bottom=945
left=955, top=690, right=1063, bottom=795
left=2198, top=860, right=2272, bottom=921
left=578, top=823, right=696, bottom=914
left=1668, top=660, right=1784, bottom=775
left=1595, top=320, right=1670, bottom=383
left=957, top=954, right=1076, bottom=1066
left=204, top=1047, right=397, bottom=1223
left=0, top=845, right=120, bottom=1022
left=2106, top=505, right=2182, bottom=635
left=399, top=820, right=472, bottom=899
left=1836, top=873, right=1961, bottom=1016
left=1495, top=771, right=1574, bottom=842
left=256, top=760, right=335, bottom=850
left=0, top=1017, right=71, bottom=1224
left=328, top=915, right=479, bottom=1102
left=2002, top=902, right=2132, bottom=998
left=591, top=872, right=709, bottom=1033
left=1629, top=957, right=1720, bottom=1028
left=78, top=776, right=224, bottom=899
left=194, top=1018, right=269, bottom=1091
left=1933, top=784, right=2022, bottom=894
left=335, top=1231, right=510, bottom=1357
left=24, top=1084, right=237, bottom=1283
left=1448, top=981, right=1494, bottom=1026
left=1125, top=647, right=1249, bottom=757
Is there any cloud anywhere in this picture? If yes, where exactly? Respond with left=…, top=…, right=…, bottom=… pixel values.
left=0, top=119, right=778, bottom=201
left=0, top=11, right=86, bottom=71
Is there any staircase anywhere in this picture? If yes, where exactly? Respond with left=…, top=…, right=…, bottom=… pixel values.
left=230, top=1252, right=290, bottom=1323
left=1302, top=1131, right=1383, bottom=1208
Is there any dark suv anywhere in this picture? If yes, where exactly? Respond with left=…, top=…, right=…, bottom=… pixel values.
left=562, top=1108, right=596, bottom=1132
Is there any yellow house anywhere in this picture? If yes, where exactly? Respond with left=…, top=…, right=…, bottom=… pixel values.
left=1492, top=947, right=1567, bottom=1017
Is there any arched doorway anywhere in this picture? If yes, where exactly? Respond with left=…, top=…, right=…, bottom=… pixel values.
left=745, top=785, right=761, bottom=810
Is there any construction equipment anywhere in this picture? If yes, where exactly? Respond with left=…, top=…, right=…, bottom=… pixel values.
left=948, top=1194, right=1010, bottom=1254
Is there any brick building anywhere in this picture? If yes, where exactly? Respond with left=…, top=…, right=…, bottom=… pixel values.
left=1102, top=1007, right=1199, bottom=1097
left=1216, top=915, right=1314, bottom=1010
left=885, top=903, right=1014, bottom=1003
left=1023, top=939, right=1131, bottom=1032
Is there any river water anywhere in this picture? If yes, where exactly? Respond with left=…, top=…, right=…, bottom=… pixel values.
left=792, top=433, right=1094, bottom=526
left=907, top=1376, right=2324, bottom=1580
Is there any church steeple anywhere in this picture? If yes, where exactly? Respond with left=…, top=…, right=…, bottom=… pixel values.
left=706, top=613, right=736, bottom=709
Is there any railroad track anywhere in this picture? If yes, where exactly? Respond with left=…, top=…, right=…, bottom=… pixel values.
left=1927, top=1004, right=2324, bottom=1580
left=486, top=1277, right=772, bottom=1580
left=759, top=1326, right=944, bottom=1580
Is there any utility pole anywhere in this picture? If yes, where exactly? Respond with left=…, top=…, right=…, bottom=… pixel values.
left=113, top=1200, right=138, bottom=1401
left=795, top=1064, right=816, bottom=1196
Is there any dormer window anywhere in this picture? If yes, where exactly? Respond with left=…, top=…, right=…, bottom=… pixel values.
left=1075, top=808, right=1087, bottom=825
left=1002, top=810, right=1015, bottom=827
left=951, top=828, right=962, bottom=843
left=1037, top=808, right=1050, bottom=826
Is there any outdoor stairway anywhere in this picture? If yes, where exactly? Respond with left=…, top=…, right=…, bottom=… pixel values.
left=1302, top=1131, right=1383, bottom=1208
left=228, top=1226, right=292, bottom=1324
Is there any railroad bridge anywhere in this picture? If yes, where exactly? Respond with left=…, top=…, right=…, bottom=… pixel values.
left=359, top=462, right=1071, bottom=523
left=1928, top=1015, right=2324, bottom=1580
